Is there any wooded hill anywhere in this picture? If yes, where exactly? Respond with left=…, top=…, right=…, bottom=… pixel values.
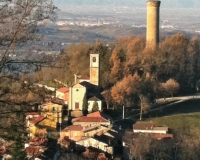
left=33, top=33, right=200, bottom=108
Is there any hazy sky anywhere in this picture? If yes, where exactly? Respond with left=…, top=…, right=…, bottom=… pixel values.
left=53, top=0, right=200, bottom=9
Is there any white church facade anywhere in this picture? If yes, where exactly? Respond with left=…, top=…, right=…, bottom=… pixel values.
left=68, top=52, right=103, bottom=115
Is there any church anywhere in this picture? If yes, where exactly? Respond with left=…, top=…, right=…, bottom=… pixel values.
left=68, top=52, right=103, bottom=116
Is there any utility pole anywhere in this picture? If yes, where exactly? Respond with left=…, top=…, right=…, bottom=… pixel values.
left=122, top=105, right=124, bottom=119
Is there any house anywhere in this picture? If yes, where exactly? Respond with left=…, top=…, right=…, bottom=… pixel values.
left=151, top=133, right=173, bottom=140
left=59, top=112, right=112, bottom=143
left=133, top=121, right=168, bottom=134
left=25, top=146, right=41, bottom=159
left=60, top=125, right=83, bottom=142
left=28, top=115, right=46, bottom=139
left=72, top=111, right=111, bottom=128
left=40, top=102, right=63, bottom=125
left=25, top=112, right=40, bottom=128
left=27, top=102, right=64, bottom=138
left=88, top=96, right=102, bottom=112
left=83, top=147, right=109, bottom=160
left=76, top=136, right=113, bottom=155
left=56, top=87, right=69, bottom=104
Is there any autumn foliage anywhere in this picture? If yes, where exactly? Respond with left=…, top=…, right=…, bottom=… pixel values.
left=111, top=73, right=141, bottom=105
left=35, top=34, right=200, bottom=107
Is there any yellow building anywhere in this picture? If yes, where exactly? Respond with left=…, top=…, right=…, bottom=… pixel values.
left=40, top=102, right=63, bottom=127
left=28, top=115, right=46, bottom=139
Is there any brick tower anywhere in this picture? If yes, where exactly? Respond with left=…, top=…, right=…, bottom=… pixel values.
left=146, top=0, right=161, bottom=50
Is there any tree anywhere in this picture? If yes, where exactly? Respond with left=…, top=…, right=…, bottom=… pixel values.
left=0, top=0, right=56, bottom=72
left=92, top=100, right=99, bottom=112
left=101, top=89, right=112, bottom=109
left=111, top=73, right=141, bottom=105
left=11, top=139, right=27, bottom=160
left=139, top=94, right=151, bottom=120
left=110, top=49, right=123, bottom=83
left=0, top=0, right=57, bottom=159
left=82, top=94, right=88, bottom=115
left=162, top=79, right=180, bottom=97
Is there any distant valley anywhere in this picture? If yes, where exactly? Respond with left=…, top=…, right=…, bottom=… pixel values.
left=54, top=0, right=200, bottom=9
left=37, top=6, right=200, bottom=47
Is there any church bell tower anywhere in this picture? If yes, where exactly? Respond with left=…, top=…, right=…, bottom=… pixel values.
left=90, top=53, right=100, bottom=86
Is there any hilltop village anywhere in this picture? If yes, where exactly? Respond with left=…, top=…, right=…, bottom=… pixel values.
left=21, top=51, right=173, bottom=160
left=2, top=0, right=200, bottom=160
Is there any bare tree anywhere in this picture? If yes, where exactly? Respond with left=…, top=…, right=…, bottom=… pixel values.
left=139, top=94, right=151, bottom=120
left=101, top=89, right=112, bottom=109
left=0, top=0, right=57, bottom=158
left=0, top=0, right=56, bottom=72
left=162, top=79, right=180, bottom=97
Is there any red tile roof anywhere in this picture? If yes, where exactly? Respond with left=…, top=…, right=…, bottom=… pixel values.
left=78, top=75, right=90, bottom=79
left=87, top=111, right=101, bottom=117
left=30, top=116, right=45, bottom=125
left=152, top=133, right=173, bottom=140
left=79, top=81, right=93, bottom=87
left=25, top=146, right=40, bottom=156
left=57, top=87, right=69, bottom=93
left=62, top=125, right=83, bottom=132
left=72, top=117, right=108, bottom=123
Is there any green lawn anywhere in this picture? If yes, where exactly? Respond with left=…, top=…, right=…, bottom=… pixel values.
left=144, top=99, right=200, bottom=118
left=151, top=113, right=200, bottom=134
left=146, top=99, right=200, bottom=134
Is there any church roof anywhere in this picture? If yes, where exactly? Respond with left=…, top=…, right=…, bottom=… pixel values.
left=79, top=81, right=93, bottom=87
left=88, top=96, right=101, bottom=101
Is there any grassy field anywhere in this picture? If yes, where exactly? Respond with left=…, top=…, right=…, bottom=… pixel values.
left=147, top=99, right=200, bottom=134
left=104, top=99, right=200, bottom=133
left=152, top=113, right=200, bottom=134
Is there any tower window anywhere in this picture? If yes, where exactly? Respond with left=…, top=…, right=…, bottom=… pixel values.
left=92, top=57, right=96, bottom=62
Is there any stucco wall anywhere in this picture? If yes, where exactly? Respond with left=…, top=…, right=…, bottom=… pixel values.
left=88, top=100, right=102, bottom=112
left=40, top=103, right=63, bottom=123
left=76, top=138, right=113, bottom=154
left=134, top=129, right=167, bottom=134
left=71, top=84, right=86, bottom=110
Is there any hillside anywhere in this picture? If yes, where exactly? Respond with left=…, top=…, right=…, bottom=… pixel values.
left=38, top=24, right=193, bottom=46
left=148, top=99, right=200, bottom=134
